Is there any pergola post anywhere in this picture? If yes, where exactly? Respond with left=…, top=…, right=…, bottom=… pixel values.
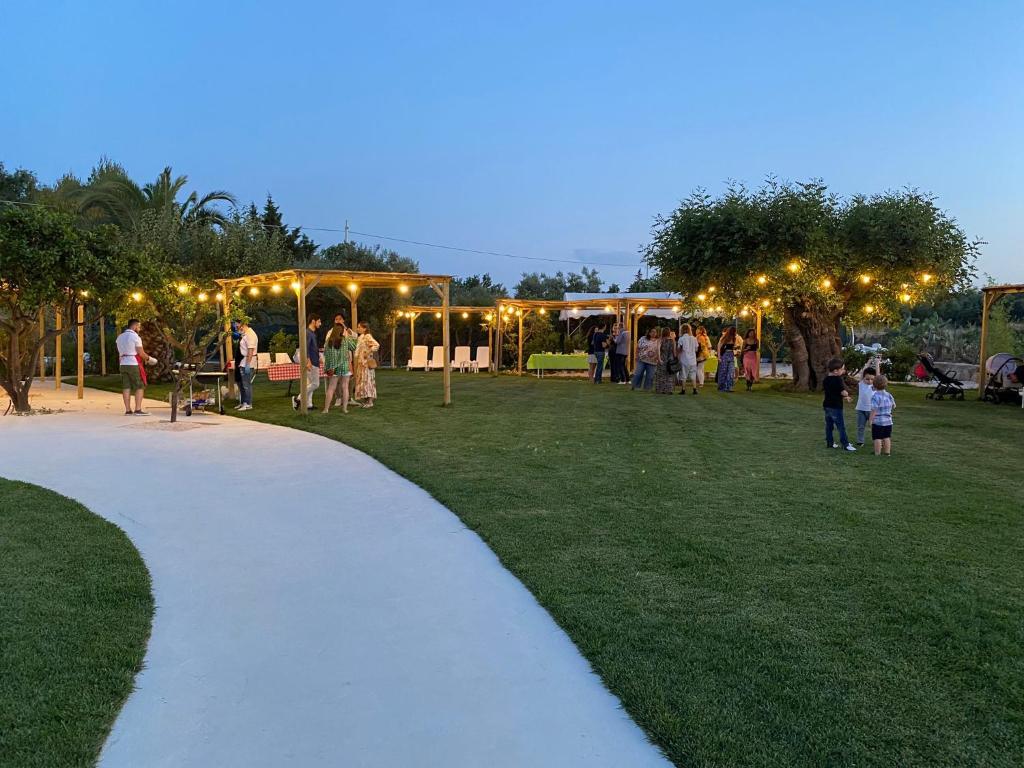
left=223, top=292, right=235, bottom=398
left=755, top=308, right=763, bottom=347
left=442, top=281, right=451, bottom=405
left=350, top=295, right=359, bottom=328
left=99, top=315, right=107, bottom=376
left=54, top=310, right=62, bottom=390
left=38, top=309, right=46, bottom=380
left=390, top=321, right=396, bottom=368
left=517, top=310, right=524, bottom=375
left=76, top=303, right=85, bottom=399
left=297, top=273, right=309, bottom=414
left=493, top=307, right=502, bottom=373
left=409, top=313, right=416, bottom=360
left=978, top=289, right=993, bottom=393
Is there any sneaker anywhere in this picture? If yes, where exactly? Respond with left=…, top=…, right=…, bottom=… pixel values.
left=856, top=442, right=865, bottom=447
left=125, top=410, right=133, bottom=415
left=238, top=404, right=252, bottom=411
left=844, top=444, right=857, bottom=452
left=832, top=443, right=840, bottom=449
left=233, top=403, right=246, bottom=410
left=291, top=396, right=299, bottom=411
left=133, top=410, right=150, bottom=416
left=692, top=388, right=698, bottom=395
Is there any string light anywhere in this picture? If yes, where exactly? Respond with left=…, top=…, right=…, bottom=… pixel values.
left=756, top=275, right=768, bottom=285
left=271, top=284, right=282, bottom=294
left=864, top=304, right=875, bottom=314
left=434, top=312, right=442, bottom=319
left=859, top=274, right=872, bottom=285
left=176, top=283, right=190, bottom=295
left=900, top=292, right=912, bottom=303
left=821, top=278, right=832, bottom=289
left=398, top=284, right=409, bottom=294
left=290, top=281, right=301, bottom=291
left=197, top=292, right=208, bottom=302
left=920, top=273, right=933, bottom=284
left=604, top=304, right=614, bottom=312
left=249, top=287, right=260, bottom=297
left=787, top=261, right=800, bottom=273
left=714, top=305, right=723, bottom=313
left=636, top=305, right=645, bottom=313
left=347, top=282, right=359, bottom=293
left=708, top=286, right=716, bottom=293
left=484, top=313, right=493, bottom=321
left=740, top=309, right=749, bottom=317
left=461, top=311, right=469, bottom=319
left=79, top=290, right=89, bottom=298
left=539, top=308, right=547, bottom=315
left=761, top=299, right=771, bottom=308
left=697, top=293, right=707, bottom=301
left=672, top=305, right=681, bottom=313
left=215, top=292, right=224, bottom=301
left=131, top=291, right=143, bottom=302
left=516, top=309, right=523, bottom=316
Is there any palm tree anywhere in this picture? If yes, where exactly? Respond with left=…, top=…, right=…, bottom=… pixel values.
left=76, top=162, right=236, bottom=231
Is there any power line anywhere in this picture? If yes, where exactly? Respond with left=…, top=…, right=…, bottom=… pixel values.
left=0, top=198, right=643, bottom=269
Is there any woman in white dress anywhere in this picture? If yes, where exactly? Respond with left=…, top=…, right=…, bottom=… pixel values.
left=353, top=321, right=381, bottom=407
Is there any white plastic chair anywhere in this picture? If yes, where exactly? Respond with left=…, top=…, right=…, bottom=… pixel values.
left=407, top=345, right=429, bottom=370
left=255, top=352, right=272, bottom=370
left=472, top=346, right=489, bottom=372
left=428, top=346, right=446, bottom=371
left=453, top=346, right=472, bottom=372
left=274, top=352, right=292, bottom=365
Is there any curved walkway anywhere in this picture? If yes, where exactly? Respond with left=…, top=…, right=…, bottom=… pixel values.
left=0, top=387, right=670, bottom=768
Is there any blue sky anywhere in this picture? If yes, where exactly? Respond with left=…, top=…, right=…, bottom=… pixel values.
left=3, top=0, right=1022, bottom=288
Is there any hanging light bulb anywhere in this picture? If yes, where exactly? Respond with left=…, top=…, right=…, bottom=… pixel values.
left=434, top=312, right=442, bottom=319
left=604, top=304, right=613, bottom=312
left=249, top=287, right=260, bottom=297
left=290, top=281, right=301, bottom=291
left=859, top=274, right=872, bottom=285
left=197, top=292, right=208, bottom=302
left=761, top=299, right=771, bottom=308
left=271, top=284, right=282, bottom=294
left=697, top=293, right=707, bottom=302
left=131, top=291, right=143, bottom=302
left=215, top=292, right=224, bottom=302
left=672, top=305, right=681, bottom=313
left=756, top=275, right=768, bottom=285
left=461, top=311, right=469, bottom=319
left=79, top=290, right=90, bottom=298
left=787, top=261, right=800, bottom=273
left=821, top=278, right=832, bottom=289
left=864, top=304, right=875, bottom=314
left=348, top=282, right=358, bottom=293
left=900, top=292, right=912, bottom=303
left=740, top=309, right=750, bottom=317
left=484, top=313, right=493, bottom=321
left=920, top=273, right=933, bottom=284
left=539, top=308, right=547, bottom=315
left=708, top=285, right=716, bottom=293
left=397, top=284, right=409, bottom=295
left=176, top=283, right=190, bottom=295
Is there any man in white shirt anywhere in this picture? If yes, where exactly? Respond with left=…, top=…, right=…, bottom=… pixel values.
left=236, top=320, right=258, bottom=411
left=676, top=323, right=699, bottom=395
left=115, top=319, right=157, bottom=415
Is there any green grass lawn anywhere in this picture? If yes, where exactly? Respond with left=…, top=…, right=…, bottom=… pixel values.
left=84, top=371, right=1024, bottom=766
left=0, top=479, right=153, bottom=768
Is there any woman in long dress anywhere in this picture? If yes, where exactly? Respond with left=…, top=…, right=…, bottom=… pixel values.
left=353, top=321, right=381, bottom=407
left=740, top=328, right=760, bottom=392
left=654, top=327, right=676, bottom=394
left=717, top=326, right=738, bottom=392
left=694, top=325, right=712, bottom=389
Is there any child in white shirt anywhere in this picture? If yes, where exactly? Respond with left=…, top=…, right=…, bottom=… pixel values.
left=854, top=361, right=878, bottom=446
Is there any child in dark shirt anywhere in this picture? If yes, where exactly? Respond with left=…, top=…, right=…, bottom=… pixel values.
left=822, top=357, right=856, bottom=451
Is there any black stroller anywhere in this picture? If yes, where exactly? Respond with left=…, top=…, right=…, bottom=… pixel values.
left=918, top=354, right=965, bottom=400
left=981, top=353, right=1023, bottom=404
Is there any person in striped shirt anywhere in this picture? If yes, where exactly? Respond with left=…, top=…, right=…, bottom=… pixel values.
left=868, top=374, right=896, bottom=456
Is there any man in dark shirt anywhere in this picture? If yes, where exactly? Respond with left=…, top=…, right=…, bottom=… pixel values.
left=293, top=313, right=322, bottom=411
left=822, top=357, right=856, bottom=451
left=591, top=323, right=609, bottom=384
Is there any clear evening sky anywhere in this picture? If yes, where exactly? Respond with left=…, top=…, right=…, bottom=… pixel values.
left=3, top=1, right=1021, bottom=288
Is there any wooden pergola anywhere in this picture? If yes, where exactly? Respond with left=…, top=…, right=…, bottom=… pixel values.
left=494, top=297, right=761, bottom=374
left=396, top=305, right=495, bottom=367
left=215, top=269, right=454, bottom=412
left=979, top=283, right=1024, bottom=387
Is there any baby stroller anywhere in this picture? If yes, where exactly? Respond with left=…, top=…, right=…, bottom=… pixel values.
left=918, top=353, right=965, bottom=400
left=981, top=353, right=1023, bottom=404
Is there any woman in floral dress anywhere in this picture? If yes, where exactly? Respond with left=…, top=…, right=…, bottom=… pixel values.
left=353, top=321, right=381, bottom=407
left=654, top=327, right=677, bottom=394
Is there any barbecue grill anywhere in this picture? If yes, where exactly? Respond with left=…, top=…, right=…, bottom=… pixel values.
left=171, top=361, right=227, bottom=415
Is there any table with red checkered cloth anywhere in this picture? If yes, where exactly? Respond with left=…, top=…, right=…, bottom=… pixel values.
left=266, top=362, right=325, bottom=381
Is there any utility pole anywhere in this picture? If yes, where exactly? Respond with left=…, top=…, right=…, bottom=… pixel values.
left=343, top=220, right=349, bottom=245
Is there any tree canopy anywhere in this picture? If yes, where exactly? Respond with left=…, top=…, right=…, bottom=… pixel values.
left=645, top=179, right=979, bottom=389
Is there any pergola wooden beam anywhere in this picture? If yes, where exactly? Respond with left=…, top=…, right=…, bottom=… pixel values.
left=979, top=283, right=1024, bottom=389
left=215, top=269, right=454, bottom=410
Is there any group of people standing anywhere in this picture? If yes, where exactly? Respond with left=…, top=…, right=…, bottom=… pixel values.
left=293, top=313, right=381, bottom=414
left=585, top=322, right=761, bottom=394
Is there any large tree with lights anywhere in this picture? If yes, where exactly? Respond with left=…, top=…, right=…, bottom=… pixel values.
left=645, top=180, right=979, bottom=390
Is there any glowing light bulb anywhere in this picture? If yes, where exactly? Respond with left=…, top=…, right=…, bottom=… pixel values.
left=398, top=284, right=409, bottom=295
left=79, top=290, right=89, bottom=298
left=290, top=281, right=301, bottom=291
left=215, top=292, right=224, bottom=301
left=787, top=261, right=800, bottom=273
left=672, top=305, right=681, bottom=313
left=635, top=305, right=645, bottom=313
left=176, top=283, right=189, bottom=294
left=864, top=304, right=875, bottom=314
left=197, top=292, right=208, bottom=302
left=708, top=285, right=716, bottom=293
left=435, top=312, right=442, bottom=319
left=761, top=299, right=771, bottom=308
left=131, top=291, right=143, bottom=302
left=756, top=275, right=768, bottom=285
left=821, top=278, right=832, bottom=289
left=900, top=293, right=912, bottom=303
left=740, top=309, right=749, bottom=317
left=540, top=308, right=547, bottom=315
left=697, top=293, right=707, bottom=301
left=516, top=309, right=523, bottom=316
left=859, top=274, right=872, bottom=285
left=604, top=305, right=613, bottom=312
left=249, top=287, right=260, bottom=297
left=714, top=306, right=723, bottom=313
left=461, top=311, right=469, bottom=319
left=921, top=273, right=933, bottom=283
left=484, top=313, right=493, bottom=321
left=271, top=284, right=282, bottom=294
left=348, top=282, right=358, bottom=292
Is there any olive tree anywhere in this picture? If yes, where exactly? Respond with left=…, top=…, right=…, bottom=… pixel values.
left=645, top=180, right=978, bottom=390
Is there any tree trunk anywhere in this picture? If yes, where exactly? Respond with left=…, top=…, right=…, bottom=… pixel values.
left=783, top=300, right=843, bottom=392
left=139, top=320, right=174, bottom=381
left=769, top=348, right=778, bottom=378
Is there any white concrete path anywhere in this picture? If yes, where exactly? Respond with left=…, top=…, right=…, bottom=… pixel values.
left=0, top=388, right=670, bottom=768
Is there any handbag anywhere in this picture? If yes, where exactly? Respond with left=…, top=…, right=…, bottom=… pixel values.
left=666, top=357, right=681, bottom=375
left=367, top=356, right=378, bottom=370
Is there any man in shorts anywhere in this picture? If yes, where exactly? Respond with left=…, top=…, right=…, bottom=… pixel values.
left=116, top=319, right=156, bottom=415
